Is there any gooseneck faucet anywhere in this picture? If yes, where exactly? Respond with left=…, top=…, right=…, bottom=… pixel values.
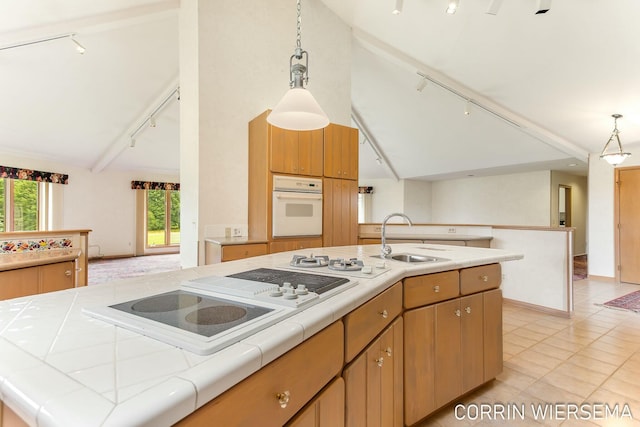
left=381, top=213, right=413, bottom=259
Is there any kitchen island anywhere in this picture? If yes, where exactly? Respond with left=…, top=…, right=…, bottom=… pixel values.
left=0, top=243, right=522, bottom=426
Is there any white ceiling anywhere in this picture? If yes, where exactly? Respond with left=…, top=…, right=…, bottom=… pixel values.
left=2, top=0, right=639, bottom=180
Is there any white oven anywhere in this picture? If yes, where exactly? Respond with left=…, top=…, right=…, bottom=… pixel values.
left=272, top=175, right=323, bottom=237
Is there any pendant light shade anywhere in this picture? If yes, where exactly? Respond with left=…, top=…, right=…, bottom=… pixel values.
left=600, top=114, right=631, bottom=166
left=267, top=0, right=329, bottom=131
left=268, top=88, right=329, bottom=131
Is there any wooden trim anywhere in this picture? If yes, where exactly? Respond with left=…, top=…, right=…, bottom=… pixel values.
left=503, top=298, right=572, bottom=318
left=586, top=274, right=616, bottom=283
left=0, top=229, right=91, bottom=238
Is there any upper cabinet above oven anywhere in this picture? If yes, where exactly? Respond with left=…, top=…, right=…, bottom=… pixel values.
left=324, top=124, right=359, bottom=181
left=270, top=125, right=324, bottom=177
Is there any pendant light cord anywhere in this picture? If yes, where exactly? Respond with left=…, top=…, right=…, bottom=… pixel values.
left=296, top=0, right=302, bottom=49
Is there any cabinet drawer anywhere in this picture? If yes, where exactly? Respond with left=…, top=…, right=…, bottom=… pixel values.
left=222, top=243, right=268, bottom=261
left=343, top=282, right=402, bottom=363
left=403, top=270, right=459, bottom=309
left=460, top=263, right=501, bottom=295
left=176, top=321, right=343, bottom=427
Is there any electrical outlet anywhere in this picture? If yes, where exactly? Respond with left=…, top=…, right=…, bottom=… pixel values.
left=448, top=227, right=456, bottom=233
left=232, top=227, right=242, bottom=237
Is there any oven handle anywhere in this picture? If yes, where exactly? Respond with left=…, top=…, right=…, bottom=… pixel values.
left=274, top=192, right=322, bottom=201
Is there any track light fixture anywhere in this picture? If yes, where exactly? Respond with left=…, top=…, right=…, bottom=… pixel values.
left=0, top=33, right=86, bottom=54
left=267, top=0, right=329, bottom=131
left=600, top=114, right=631, bottom=166
left=446, top=0, right=459, bottom=14
left=464, top=99, right=471, bottom=116
left=416, top=76, right=428, bottom=92
left=392, top=0, right=403, bottom=15
left=535, top=0, right=551, bottom=14
left=129, top=86, right=180, bottom=147
left=486, top=0, right=504, bottom=15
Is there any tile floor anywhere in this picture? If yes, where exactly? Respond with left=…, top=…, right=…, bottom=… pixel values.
left=422, top=278, right=640, bottom=426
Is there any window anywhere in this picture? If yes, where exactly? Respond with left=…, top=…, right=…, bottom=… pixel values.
left=0, top=178, right=40, bottom=232
left=146, top=189, right=180, bottom=247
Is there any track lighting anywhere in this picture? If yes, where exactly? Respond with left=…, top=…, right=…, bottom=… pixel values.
left=600, top=114, right=631, bottom=166
left=446, top=0, right=459, bottom=14
left=486, top=0, right=503, bottom=15
left=0, top=33, right=85, bottom=54
left=464, top=99, right=471, bottom=116
left=130, top=138, right=136, bottom=148
left=535, top=0, right=551, bottom=14
left=416, top=76, right=428, bottom=92
left=149, top=116, right=157, bottom=128
left=392, top=0, right=403, bottom=15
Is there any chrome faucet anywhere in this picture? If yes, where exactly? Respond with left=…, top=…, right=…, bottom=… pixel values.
left=381, top=213, right=413, bottom=259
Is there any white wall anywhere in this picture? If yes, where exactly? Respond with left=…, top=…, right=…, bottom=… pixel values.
left=431, top=170, right=551, bottom=225
left=179, top=0, right=352, bottom=266
left=550, top=171, right=588, bottom=255
left=0, top=152, right=178, bottom=257
left=403, top=179, right=432, bottom=223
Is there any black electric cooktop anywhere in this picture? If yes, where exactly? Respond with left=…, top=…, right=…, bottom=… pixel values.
left=227, top=268, right=349, bottom=295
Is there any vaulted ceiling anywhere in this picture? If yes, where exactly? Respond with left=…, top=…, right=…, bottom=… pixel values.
left=1, top=0, right=638, bottom=180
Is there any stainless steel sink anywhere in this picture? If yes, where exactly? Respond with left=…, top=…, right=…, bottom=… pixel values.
left=372, top=254, right=449, bottom=263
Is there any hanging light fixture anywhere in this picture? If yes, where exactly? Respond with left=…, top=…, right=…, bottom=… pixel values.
left=392, top=0, right=403, bottom=15
left=267, top=0, right=329, bottom=131
left=600, top=114, right=631, bottom=166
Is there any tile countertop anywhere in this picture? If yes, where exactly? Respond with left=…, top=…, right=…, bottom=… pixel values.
left=358, top=233, right=493, bottom=240
left=204, top=237, right=268, bottom=246
left=0, top=243, right=523, bottom=427
left=0, top=248, right=81, bottom=272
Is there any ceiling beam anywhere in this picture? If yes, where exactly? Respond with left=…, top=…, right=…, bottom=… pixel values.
left=352, top=27, right=589, bottom=162
left=91, top=77, right=179, bottom=173
left=351, top=107, right=400, bottom=181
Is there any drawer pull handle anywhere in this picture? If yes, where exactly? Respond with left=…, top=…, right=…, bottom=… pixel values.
left=385, top=347, right=392, bottom=356
left=465, top=306, right=471, bottom=314
left=455, top=309, right=461, bottom=317
left=433, top=285, right=440, bottom=293
left=65, top=270, right=72, bottom=277
left=276, top=391, right=290, bottom=408
left=376, top=357, right=384, bottom=367
left=379, top=309, right=389, bottom=319
left=479, top=275, right=489, bottom=282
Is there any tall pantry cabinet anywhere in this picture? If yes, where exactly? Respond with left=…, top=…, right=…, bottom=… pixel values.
left=248, top=110, right=359, bottom=250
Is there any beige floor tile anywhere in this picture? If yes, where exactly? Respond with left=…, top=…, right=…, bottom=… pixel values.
left=538, top=369, right=599, bottom=399
left=565, top=354, right=619, bottom=376
left=529, top=342, right=575, bottom=361
left=576, top=345, right=631, bottom=366
left=504, top=357, right=555, bottom=379
left=587, top=339, right=636, bottom=358
left=585, top=389, right=640, bottom=426
left=496, top=366, right=538, bottom=392
left=599, top=377, right=640, bottom=403
left=512, top=326, right=552, bottom=343
left=505, top=332, right=541, bottom=349
left=550, top=362, right=609, bottom=387
left=541, top=336, right=585, bottom=353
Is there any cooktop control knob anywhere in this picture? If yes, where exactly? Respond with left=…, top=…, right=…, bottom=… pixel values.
left=284, top=292, right=298, bottom=300
left=282, top=282, right=292, bottom=289
left=362, top=266, right=373, bottom=274
left=270, top=288, right=283, bottom=297
left=295, top=284, right=308, bottom=295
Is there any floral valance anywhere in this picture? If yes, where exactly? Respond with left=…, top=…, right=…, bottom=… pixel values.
left=131, top=181, right=180, bottom=191
left=0, top=166, right=69, bottom=185
left=358, top=186, right=374, bottom=194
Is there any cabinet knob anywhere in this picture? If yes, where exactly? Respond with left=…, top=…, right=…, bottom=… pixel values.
left=276, top=390, right=290, bottom=408
left=376, top=357, right=384, bottom=367
left=379, top=309, right=389, bottom=319
left=433, top=285, right=440, bottom=293
left=479, top=275, right=489, bottom=282
left=384, top=347, right=392, bottom=357
left=65, top=270, right=72, bottom=277
left=465, top=306, right=472, bottom=314
left=455, top=309, right=461, bottom=317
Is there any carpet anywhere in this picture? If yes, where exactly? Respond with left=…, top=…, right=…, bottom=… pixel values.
left=599, top=290, right=640, bottom=313
left=88, top=253, right=181, bottom=285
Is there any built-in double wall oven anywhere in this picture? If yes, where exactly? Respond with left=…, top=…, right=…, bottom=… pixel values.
left=272, top=175, right=322, bottom=237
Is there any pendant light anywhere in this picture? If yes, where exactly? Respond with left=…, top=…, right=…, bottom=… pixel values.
left=267, top=0, right=330, bottom=131
left=600, top=114, right=631, bottom=166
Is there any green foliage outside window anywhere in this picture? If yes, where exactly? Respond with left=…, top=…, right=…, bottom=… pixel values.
left=13, top=180, right=38, bottom=231
left=0, top=179, right=5, bottom=232
left=146, top=189, right=180, bottom=247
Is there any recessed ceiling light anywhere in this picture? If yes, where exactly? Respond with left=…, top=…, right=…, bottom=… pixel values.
left=568, top=163, right=577, bottom=167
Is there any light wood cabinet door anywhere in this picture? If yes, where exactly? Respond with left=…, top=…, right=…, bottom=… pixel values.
left=287, top=378, right=344, bottom=427
left=323, top=178, right=358, bottom=247
left=434, top=298, right=463, bottom=408
left=461, top=293, right=484, bottom=393
left=483, top=288, right=503, bottom=380
left=404, top=270, right=459, bottom=309
left=324, top=124, right=358, bottom=180
left=270, top=126, right=323, bottom=177
left=0, top=267, right=39, bottom=300
left=176, top=322, right=343, bottom=427
left=460, top=263, right=501, bottom=295
left=222, top=243, right=268, bottom=262
left=344, top=317, right=403, bottom=427
left=40, top=261, right=75, bottom=293
left=269, top=237, right=323, bottom=254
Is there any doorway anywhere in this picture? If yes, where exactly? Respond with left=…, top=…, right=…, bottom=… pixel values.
left=615, top=167, right=640, bottom=284
left=558, top=185, right=572, bottom=227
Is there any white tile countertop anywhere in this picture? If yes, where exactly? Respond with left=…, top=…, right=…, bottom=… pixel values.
left=0, top=243, right=523, bottom=426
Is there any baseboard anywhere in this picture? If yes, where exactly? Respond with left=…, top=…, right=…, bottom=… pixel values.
left=587, top=274, right=616, bottom=283
left=503, top=298, right=572, bottom=318
left=89, top=254, right=134, bottom=261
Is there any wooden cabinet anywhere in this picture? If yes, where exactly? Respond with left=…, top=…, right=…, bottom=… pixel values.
left=324, top=124, right=358, bottom=180
left=0, top=260, right=75, bottom=300
left=323, top=178, right=358, bottom=247
left=176, top=322, right=343, bottom=427
left=205, top=241, right=268, bottom=264
left=344, top=317, right=403, bottom=427
left=271, top=126, right=324, bottom=177
left=460, top=263, right=501, bottom=295
left=269, top=237, right=323, bottom=254
left=287, top=378, right=345, bottom=427
left=404, top=288, right=503, bottom=424
left=343, top=281, right=402, bottom=363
